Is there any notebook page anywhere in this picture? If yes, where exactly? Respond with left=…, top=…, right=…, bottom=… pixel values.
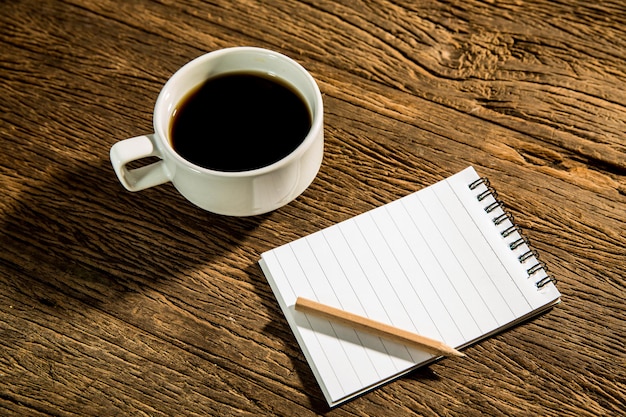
left=446, top=168, right=561, bottom=310
left=260, top=166, right=561, bottom=406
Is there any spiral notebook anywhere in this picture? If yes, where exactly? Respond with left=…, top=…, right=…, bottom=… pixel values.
left=259, top=166, right=561, bottom=406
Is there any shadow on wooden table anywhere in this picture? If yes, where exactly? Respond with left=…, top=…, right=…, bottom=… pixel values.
left=1, top=154, right=300, bottom=413
left=1, top=155, right=268, bottom=311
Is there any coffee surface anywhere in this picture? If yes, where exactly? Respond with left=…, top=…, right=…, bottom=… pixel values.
left=170, top=72, right=311, bottom=172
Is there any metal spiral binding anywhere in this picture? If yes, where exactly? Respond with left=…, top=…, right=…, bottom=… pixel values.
left=518, top=249, right=538, bottom=263
left=468, top=176, right=557, bottom=289
left=501, top=224, right=521, bottom=238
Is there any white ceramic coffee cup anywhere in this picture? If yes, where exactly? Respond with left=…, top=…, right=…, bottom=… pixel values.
left=110, top=47, right=323, bottom=216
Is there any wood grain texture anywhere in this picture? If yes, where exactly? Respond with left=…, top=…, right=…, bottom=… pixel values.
left=1, top=0, right=624, bottom=416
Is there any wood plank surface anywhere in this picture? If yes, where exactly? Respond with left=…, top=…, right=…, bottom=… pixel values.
left=1, top=0, right=624, bottom=416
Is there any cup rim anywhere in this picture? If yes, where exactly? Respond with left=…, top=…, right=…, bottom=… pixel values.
left=152, top=46, right=323, bottom=177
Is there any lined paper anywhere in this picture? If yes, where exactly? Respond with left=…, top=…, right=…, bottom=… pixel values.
left=259, top=166, right=561, bottom=406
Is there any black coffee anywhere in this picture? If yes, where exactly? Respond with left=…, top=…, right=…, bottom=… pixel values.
left=170, top=71, right=312, bottom=171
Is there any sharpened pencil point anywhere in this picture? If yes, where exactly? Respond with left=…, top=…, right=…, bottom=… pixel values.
left=451, top=349, right=465, bottom=358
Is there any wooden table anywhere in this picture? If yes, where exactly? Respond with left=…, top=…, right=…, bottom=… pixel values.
left=1, top=1, right=624, bottom=415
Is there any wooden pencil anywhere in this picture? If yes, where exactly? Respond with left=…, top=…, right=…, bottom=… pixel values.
left=294, top=297, right=465, bottom=358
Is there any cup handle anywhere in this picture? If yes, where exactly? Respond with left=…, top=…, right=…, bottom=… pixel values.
left=110, top=134, right=171, bottom=191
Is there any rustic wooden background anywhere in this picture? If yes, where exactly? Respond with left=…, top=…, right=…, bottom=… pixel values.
left=1, top=0, right=624, bottom=415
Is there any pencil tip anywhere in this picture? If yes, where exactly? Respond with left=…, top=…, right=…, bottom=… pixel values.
left=452, top=349, right=465, bottom=357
